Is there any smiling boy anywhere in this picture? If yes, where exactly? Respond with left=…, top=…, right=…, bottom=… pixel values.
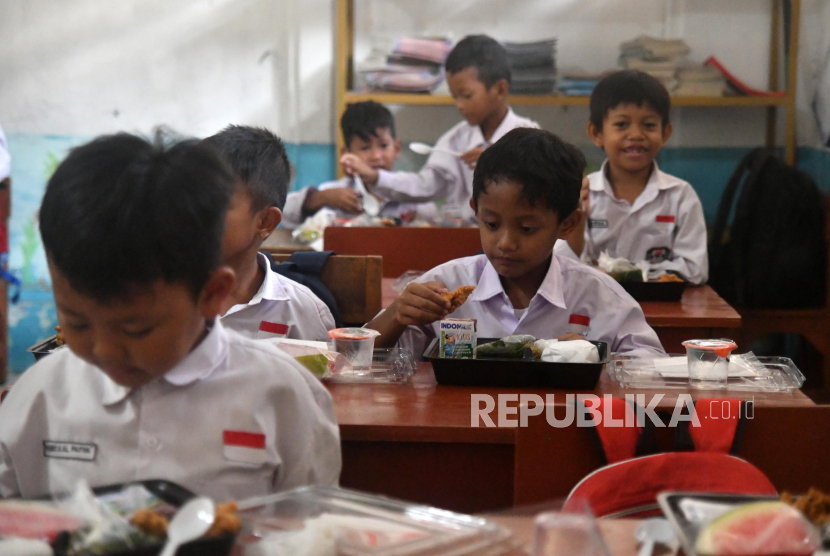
left=341, top=35, right=538, bottom=222
left=0, top=134, right=341, bottom=499
left=368, top=128, right=665, bottom=359
left=557, top=70, right=708, bottom=284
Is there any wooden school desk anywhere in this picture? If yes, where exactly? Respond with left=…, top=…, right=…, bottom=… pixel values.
left=261, top=227, right=313, bottom=254
left=328, top=364, right=825, bottom=514
left=381, top=281, right=742, bottom=354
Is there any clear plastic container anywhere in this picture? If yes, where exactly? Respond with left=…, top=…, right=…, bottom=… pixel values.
left=329, top=328, right=381, bottom=375
left=326, top=348, right=417, bottom=384
left=235, top=486, right=517, bottom=556
left=681, top=339, right=737, bottom=389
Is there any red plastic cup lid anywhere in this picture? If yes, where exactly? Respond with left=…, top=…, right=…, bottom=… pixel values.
left=328, top=327, right=380, bottom=340
left=682, top=339, right=737, bottom=358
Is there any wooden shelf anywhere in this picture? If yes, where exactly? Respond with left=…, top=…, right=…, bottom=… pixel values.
left=344, top=91, right=791, bottom=108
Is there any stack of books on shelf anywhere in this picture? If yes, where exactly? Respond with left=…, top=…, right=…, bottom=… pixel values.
left=358, top=37, right=452, bottom=93
left=619, top=35, right=690, bottom=93
left=674, top=64, right=727, bottom=97
left=557, top=70, right=608, bottom=96
left=503, top=39, right=557, bottom=94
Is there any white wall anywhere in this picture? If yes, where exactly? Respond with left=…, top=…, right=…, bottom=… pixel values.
left=0, top=0, right=827, bottom=147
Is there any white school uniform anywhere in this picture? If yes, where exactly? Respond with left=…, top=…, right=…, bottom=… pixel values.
left=555, top=161, right=708, bottom=284
left=0, top=320, right=342, bottom=500
left=393, top=253, right=665, bottom=359
left=282, top=177, right=435, bottom=229
left=0, top=124, right=10, bottom=181
left=220, top=253, right=335, bottom=341
left=371, top=108, right=539, bottom=222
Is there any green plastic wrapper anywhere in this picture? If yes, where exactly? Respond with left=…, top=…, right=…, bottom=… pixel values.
left=295, top=354, right=330, bottom=378
left=608, top=269, right=644, bottom=283
left=475, top=340, right=531, bottom=359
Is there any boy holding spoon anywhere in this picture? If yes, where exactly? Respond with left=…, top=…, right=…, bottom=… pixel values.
left=341, top=35, right=539, bottom=224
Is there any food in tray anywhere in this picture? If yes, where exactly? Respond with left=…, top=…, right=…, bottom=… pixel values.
left=694, top=501, right=820, bottom=556
left=783, top=487, right=830, bottom=528
left=441, top=285, right=475, bottom=313
left=474, top=335, right=600, bottom=363
left=130, top=500, right=241, bottom=539
left=657, top=272, right=684, bottom=283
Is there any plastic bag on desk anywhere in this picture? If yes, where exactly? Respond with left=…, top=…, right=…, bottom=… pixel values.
left=536, top=339, right=600, bottom=363
left=272, top=341, right=350, bottom=380
left=597, top=251, right=650, bottom=282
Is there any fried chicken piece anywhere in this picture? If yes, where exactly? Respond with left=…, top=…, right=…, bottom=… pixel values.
left=54, top=326, right=65, bottom=346
left=205, top=502, right=242, bottom=537
left=441, top=286, right=476, bottom=313
left=657, top=273, right=684, bottom=283
left=131, top=508, right=168, bottom=538
left=783, top=487, right=830, bottom=527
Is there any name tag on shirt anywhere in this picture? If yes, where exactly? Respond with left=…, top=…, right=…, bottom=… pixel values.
left=223, top=430, right=267, bottom=465
left=656, top=215, right=676, bottom=223
left=588, top=219, right=608, bottom=229
left=257, top=321, right=289, bottom=339
left=43, top=441, right=97, bottom=461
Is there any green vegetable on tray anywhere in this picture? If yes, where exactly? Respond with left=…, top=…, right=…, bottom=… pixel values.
left=295, top=354, right=330, bottom=377
left=608, top=269, right=644, bottom=283
left=475, top=340, right=532, bottom=359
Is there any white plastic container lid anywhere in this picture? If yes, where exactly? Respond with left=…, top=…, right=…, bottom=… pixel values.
left=329, top=328, right=381, bottom=340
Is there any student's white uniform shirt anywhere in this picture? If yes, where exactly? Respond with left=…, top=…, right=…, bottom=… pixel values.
left=221, top=253, right=335, bottom=341
left=282, top=177, right=435, bottom=229
left=394, top=253, right=666, bottom=359
left=555, top=161, right=708, bottom=284
left=371, top=108, right=539, bottom=222
left=0, top=320, right=342, bottom=500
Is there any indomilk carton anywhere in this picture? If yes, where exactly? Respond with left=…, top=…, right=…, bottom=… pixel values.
left=439, top=319, right=476, bottom=358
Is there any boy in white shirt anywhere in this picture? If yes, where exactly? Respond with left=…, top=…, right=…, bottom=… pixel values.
left=341, top=35, right=539, bottom=222
left=0, top=133, right=341, bottom=500
left=556, top=70, right=708, bottom=284
left=282, top=101, right=431, bottom=228
left=368, top=128, right=665, bottom=359
left=203, top=126, right=336, bottom=341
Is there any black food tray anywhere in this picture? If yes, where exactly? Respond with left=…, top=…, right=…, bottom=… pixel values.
left=48, top=479, right=235, bottom=556
left=621, top=280, right=686, bottom=302
left=27, top=334, right=64, bottom=362
left=426, top=338, right=608, bottom=388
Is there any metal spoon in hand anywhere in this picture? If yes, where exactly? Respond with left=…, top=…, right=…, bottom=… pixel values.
left=158, top=496, right=216, bottom=556
left=352, top=174, right=380, bottom=216
left=409, top=142, right=461, bottom=157
left=635, top=518, right=676, bottom=556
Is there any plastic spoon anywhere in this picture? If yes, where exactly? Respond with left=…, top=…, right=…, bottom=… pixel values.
left=635, top=518, right=675, bottom=556
left=409, top=142, right=461, bottom=157
left=352, top=175, right=380, bottom=216
left=158, top=497, right=216, bottom=556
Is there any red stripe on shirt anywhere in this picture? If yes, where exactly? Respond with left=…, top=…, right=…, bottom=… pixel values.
left=223, top=430, right=266, bottom=449
left=259, top=321, right=289, bottom=334
left=569, top=314, right=591, bottom=326
left=656, top=215, right=676, bottom=223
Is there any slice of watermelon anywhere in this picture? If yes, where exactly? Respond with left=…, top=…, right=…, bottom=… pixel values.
left=0, top=500, right=84, bottom=543
left=695, top=501, right=820, bottom=555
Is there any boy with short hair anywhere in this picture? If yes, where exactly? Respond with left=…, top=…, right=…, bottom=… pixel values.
left=341, top=35, right=539, bottom=222
left=369, top=128, right=665, bottom=359
left=203, top=125, right=335, bottom=341
left=557, top=70, right=708, bottom=284
left=282, top=101, right=430, bottom=227
left=0, top=133, right=341, bottom=499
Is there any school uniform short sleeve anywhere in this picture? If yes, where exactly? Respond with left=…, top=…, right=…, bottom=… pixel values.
left=0, top=320, right=342, bottom=500
left=221, top=253, right=335, bottom=341
left=557, top=162, right=708, bottom=284
left=372, top=108, right=539, bottom=222
left=392, top=253, right=665, bottom=359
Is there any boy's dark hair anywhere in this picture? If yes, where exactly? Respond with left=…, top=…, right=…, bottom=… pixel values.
left=472, top=128, right=586, bottom=218
left=40, top=132, right=234, bottom=302
left=202, top=125, right=290, bottom=211
left=445, top=34, right=511, bottom=87
left=341, top=101, right=396, bottom=147
left=589, top=70, right=671, bottom=130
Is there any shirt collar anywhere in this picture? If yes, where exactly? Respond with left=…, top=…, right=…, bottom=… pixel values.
left=224, top=253, right=290, bottom=317
left=100, top=319, right=230, bottom=406
left=464, top=107, right=518, bottom=152
left=467, top=253, right=567, bottom=309
left=592, top=160, right=684, bottom=194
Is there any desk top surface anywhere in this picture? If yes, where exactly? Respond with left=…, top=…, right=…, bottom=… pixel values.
left=326, top=363, right=815, bottom=443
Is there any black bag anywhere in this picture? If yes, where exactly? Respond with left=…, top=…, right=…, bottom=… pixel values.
left=709, top=148, right=826, bottom=308
left=261, top=250, right=344, bottom=327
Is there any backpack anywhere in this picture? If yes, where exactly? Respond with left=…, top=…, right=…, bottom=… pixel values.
left=709, top=148, right=827, bottom=308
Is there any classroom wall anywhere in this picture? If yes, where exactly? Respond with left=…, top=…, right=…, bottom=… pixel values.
left=0, top=0, right=829, bottom=374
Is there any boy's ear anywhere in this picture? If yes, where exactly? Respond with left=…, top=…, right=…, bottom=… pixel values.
left=392, top=139, right=402, bottom=161
left=493, top=78, right=510, bottom=100
left=587, top=122, right=604, bottom=148
left=258, top=206, right=282, bottom=238
left=556, top=209, right=583, bottom=240
left=469, top=197, right=477, bottom=214
left=662, top=121, right=673, bottom=142
left=198, top=266, right=236, bottom=319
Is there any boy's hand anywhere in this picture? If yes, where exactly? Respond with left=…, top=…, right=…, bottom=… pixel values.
left=340, top=154, right=380, bottom=186
left=304, top=188, right=363, bottom=214
left=394, top=281, right=451, bottom=326
left=460, top=147, right=485, bottom=170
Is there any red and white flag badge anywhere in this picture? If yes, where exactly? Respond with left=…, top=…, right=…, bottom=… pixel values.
left=223, top=430, right=266, bottom=465
left=569, top=314, right=591, bottom=327
left=258, top=321, right=289, bottom=339
left=655, top=215, right=676, bottom=223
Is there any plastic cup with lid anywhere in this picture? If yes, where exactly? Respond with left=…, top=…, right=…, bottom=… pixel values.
left=328, top=328, right=381, bottom=375
left=681, top=339, right=738, bottom=389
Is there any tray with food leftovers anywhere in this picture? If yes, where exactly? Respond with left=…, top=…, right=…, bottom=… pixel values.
left=235, top=486, right=517, bottom=556
left=426, top=335, right=608, bottom=389
left=1, top=480, right=239, bottom=556
left=597, top=252, right=687, bottom=302
left=27, top=327, right=69, bottom=362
